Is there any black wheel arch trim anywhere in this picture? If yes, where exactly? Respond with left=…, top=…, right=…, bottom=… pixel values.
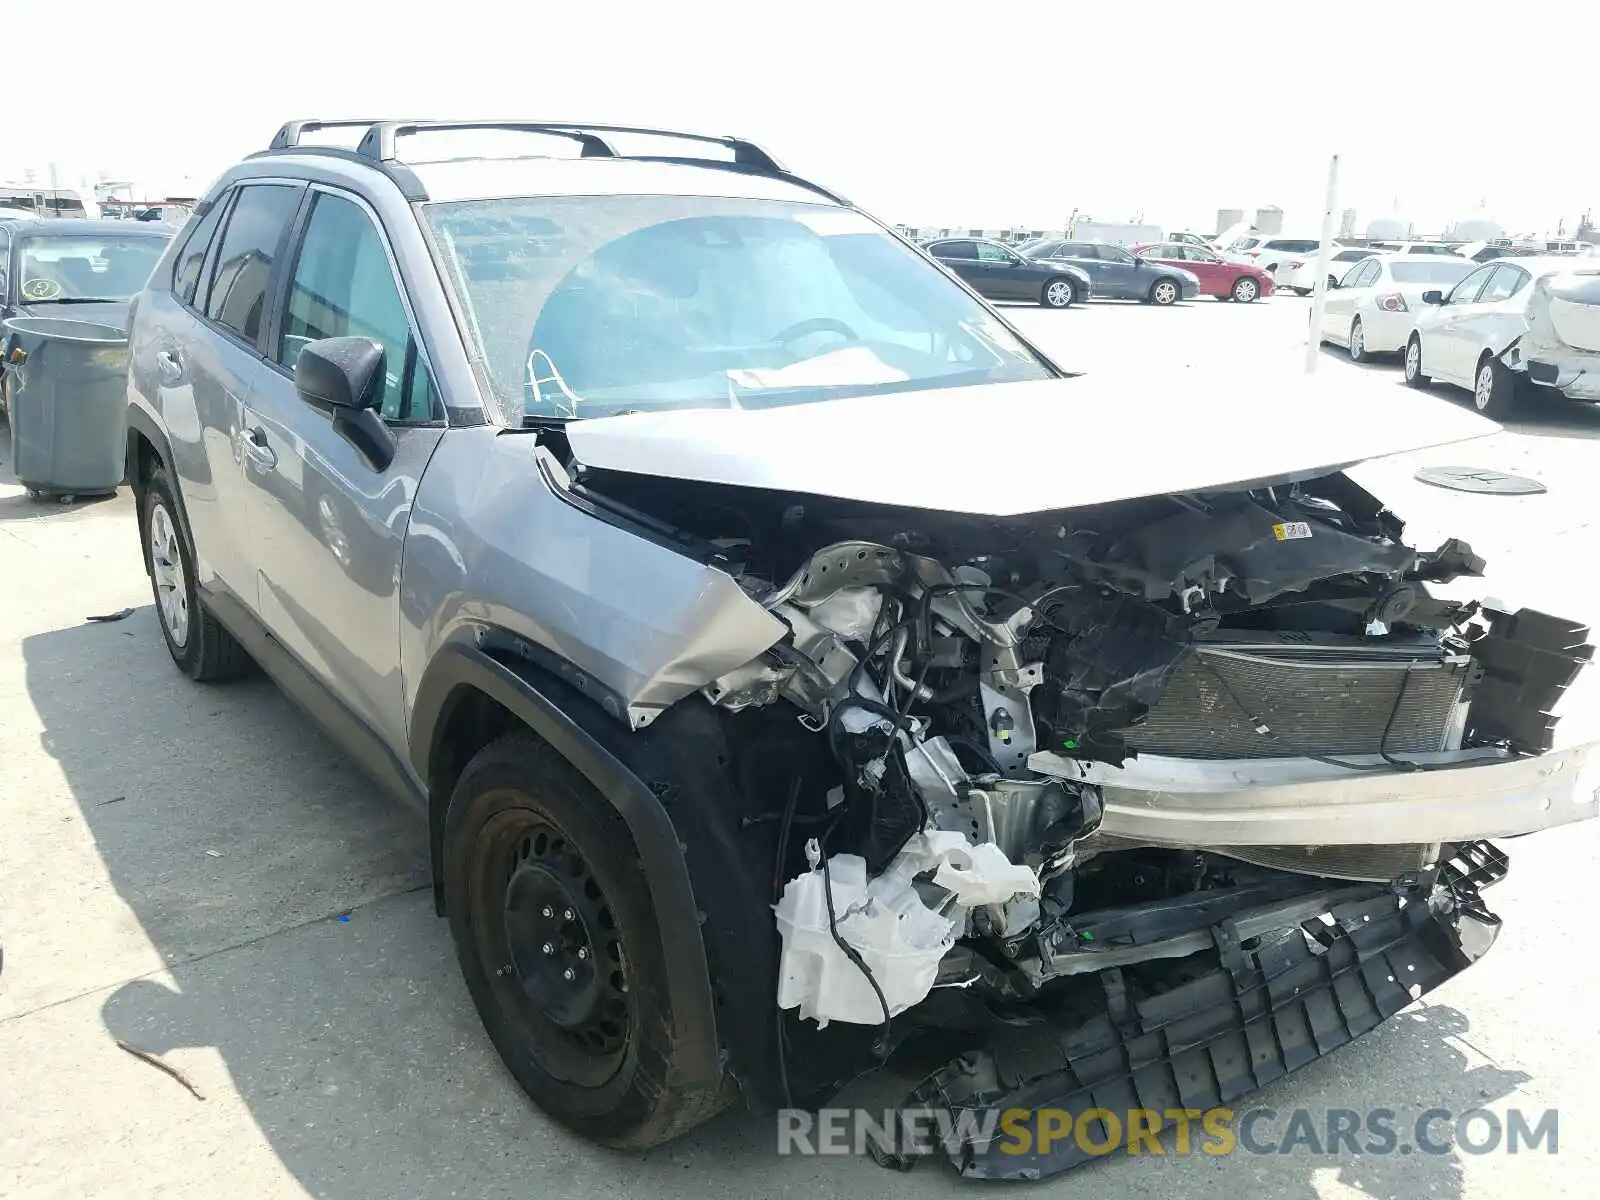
left=125, top=406, right=191, bottom=572
left=408, top=638, right=724, bottom=1089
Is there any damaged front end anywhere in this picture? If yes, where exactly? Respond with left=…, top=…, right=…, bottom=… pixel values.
left=562, top=454, right=1596, bottom=1180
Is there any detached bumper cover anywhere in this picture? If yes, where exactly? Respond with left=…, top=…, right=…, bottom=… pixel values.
left=1029, top=742, right=1597, bottom=846
left=902, top=843, right=1507, bottom=1181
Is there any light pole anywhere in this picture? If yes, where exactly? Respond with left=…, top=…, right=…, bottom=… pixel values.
left=1305, top=154, right=1341, bottom=373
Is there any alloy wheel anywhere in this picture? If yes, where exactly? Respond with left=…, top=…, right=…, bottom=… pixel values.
left=148, top=502, right=190, bottom=648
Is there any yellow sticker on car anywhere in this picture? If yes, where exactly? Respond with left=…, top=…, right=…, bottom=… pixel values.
left=1273, top=521, right=1312, bottom=541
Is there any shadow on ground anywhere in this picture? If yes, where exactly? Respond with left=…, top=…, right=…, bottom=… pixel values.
left=20, top=609, right=1519, bottom=1199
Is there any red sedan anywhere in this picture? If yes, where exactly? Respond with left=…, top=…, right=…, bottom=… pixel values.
left=1131, top=241, right=1275, bottom=303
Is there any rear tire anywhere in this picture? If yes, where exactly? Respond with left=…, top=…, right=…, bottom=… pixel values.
left=1473, top=354, right=1517, bottom=417
left=1230, top=276, right=1260, bottom=303
left=140, top=466, right=252, bottom=682
left=1403, top=335, right=1431, bottom=387
left=1149, top=278, right=1180, bottom=306
left=443, top=733, right=729, bottom=1148
left=1348, top=317, right=1369, bottom=363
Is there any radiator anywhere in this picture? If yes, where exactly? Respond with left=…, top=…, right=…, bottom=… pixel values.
left=1127, top=636, right=1472, bottom=760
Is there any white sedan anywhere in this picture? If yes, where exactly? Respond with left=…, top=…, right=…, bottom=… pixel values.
left=1279, top=246, right=1374, bottom=295
left=1319, top=255, right=1478, bottom=362
left=1404, top=255, right=1600, bottom=415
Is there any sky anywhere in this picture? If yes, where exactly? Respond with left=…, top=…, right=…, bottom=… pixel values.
left=5, top=0, right=1594, bottom=238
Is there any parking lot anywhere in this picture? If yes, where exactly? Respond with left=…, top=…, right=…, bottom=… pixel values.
left=4, top=292, right=1599, bottom=1199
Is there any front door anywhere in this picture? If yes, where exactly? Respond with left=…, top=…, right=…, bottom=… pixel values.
left=1429, top=264, right=1497, bottom=383
left=239, top=186, right=446, bottom=747
left=1085, top=244, right=1143, bottom=298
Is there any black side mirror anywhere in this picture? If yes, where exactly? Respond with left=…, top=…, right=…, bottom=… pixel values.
left=294, top=336, right=385, bottom=409
left=1421, top=290, right=1445, bottom=305
left=294, top=336, right=398, bottom=471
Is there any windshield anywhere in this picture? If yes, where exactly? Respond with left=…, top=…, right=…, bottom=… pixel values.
left=17, top=234, right=170, bottom=302
left=1390, top=260, right=1476, bottom=284
left=423, top=196, right=1053, bottom=421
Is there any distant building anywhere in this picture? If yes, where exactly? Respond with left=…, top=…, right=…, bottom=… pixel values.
left=1339, top=208, right=1358, bottom=238
left=1448, top=208, right=1504, bottom=242
left=1254, top=206, right=1284, bottom=235
left=1365, top=212, right=1411, bottom=240
left=1216, top=208, right=1244, bottom=235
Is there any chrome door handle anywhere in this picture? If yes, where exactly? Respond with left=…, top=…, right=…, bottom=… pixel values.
left=241, top=427, right=277, bottom=472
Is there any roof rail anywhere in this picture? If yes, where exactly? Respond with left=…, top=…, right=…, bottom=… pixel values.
left=270, top=119, right=434, bottom=150
left=355, top=120, right=787, bottom=175
left=260, top=119, right=848, bottom=206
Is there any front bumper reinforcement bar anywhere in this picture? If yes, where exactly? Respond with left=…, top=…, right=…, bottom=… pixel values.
left=887, top=841, right=1507, bottom=1181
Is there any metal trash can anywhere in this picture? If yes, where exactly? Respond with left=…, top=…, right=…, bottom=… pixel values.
left=2, top=317, right=130, bottom=499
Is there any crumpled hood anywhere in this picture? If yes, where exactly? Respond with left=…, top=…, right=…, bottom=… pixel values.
left=565, top=370, right=1499, bottom=516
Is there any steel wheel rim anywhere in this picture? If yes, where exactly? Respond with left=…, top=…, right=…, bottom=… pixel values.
left=1046, top=280, right=1073, bottom=306
left=149, top=502, right=190, bottom=648
left=475, top=806, right=633, bottom=1086
left=1475, top=365, right=1493, bottom=409
left=1406, top=341, right=1420, bottom=378
left=1155, top=282, right=1176, bottom=304
left=1350, top=320, right=1364, bottom=358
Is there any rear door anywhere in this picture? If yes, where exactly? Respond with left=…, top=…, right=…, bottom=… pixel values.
left=139, top=181, right=304, bottom=607
left=1095, top=243, right=1145, bottom=298
left=239, top=185, right=446, bottom=744
left=1051, top=242, right=1110, bottom=293
left=928, top=241, right=988, bottom=294
left=1321, top=259, right=1376, bottom=338
left=1453, top=263, right=1532, bottom=370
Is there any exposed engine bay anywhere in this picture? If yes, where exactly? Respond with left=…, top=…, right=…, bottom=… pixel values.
left=557, top=451, right=1597, bottom=1176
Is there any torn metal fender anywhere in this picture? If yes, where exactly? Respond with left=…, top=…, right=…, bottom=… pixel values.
left=1028, top=744, right=1599, bottom=846
left=899, top=843, right=1506, bottom=1181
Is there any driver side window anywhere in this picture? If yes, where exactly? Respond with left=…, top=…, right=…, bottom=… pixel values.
left=278, top=191, right=438, bottom=423
left=976, top=243, right=1014, bottom=263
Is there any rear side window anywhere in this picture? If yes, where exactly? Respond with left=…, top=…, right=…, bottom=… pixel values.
left=1479, top=264, right=1528, bottom=303
left=931, top=241, right=977, bottom=259
left=1267, top=239, right=1319, bottom=254
left=204, top=184, right=301, bottom=343
left=172, top=197, right=229, bottom=306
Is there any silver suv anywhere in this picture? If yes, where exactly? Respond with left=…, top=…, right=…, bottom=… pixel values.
left=125, top=119, right=1596, bottom=1178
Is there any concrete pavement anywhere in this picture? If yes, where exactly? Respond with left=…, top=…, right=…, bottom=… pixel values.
left=2, top=295, right=1598, bottom=1199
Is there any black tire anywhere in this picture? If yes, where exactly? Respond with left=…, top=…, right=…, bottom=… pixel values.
left=1290, top=286, right=1310, bottom=297
left=1348, top=317, right=1368, bottom=364
left=140, top=466, right=252, bottom=681
left=1148, top=277, right=1180, bottom=306
left=1403, top=335, right=1431, bottom=387
left=443, top=733, right=729, bottom=1148
left=1473, top=353, right=1517, bottom=417
left=1040, top=275, right=1076, bottom=308
left=1230, top=275, right=1260, bottom=303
